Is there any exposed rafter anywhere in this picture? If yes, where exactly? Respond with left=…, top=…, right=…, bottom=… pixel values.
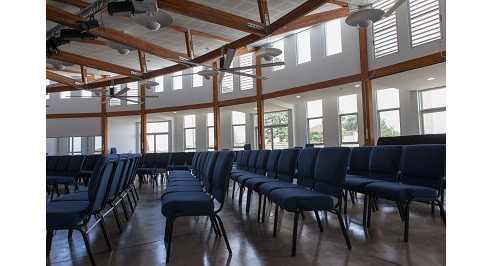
left=157, top=0, right=267, bottom=36
left=257, top=0, right=270, bottom=25
left=47, top=0, right=337, bottom=93
left=46, top=70, right=87, bottom=90
left=46, top=66, right=94, bottom=76
left=47, top=4, right=187, bottom=61
left=72, top=39, right=189, bottom=58
left=50, top=50, right=144, bottom=78
left=184, top=30, right=194, bottom=59
left=51, top=0, right=91, bottom=9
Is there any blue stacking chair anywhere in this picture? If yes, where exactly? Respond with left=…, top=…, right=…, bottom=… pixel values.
left=46, top=154, right=119, bottom=265
left=230, top=150, right=251, bottom=198
left=161, top=151, right=235, bottom=263
left=343, top=146, right=373, bottom=211
left=236, top=149, right=271, bottom=211
left=231, top=151, right=243, bottom=174
left=230, top=150, right=259, bottom=181
left=343, top=145, right=403, bottom=222
left=268, top=147, right=352, bottom=256
left=365, top=144, right=446, bottom=242
left=243, top=149, right=298, bottom=221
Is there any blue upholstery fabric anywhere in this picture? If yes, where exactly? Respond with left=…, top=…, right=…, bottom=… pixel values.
left=88, top=154, right=119, bottom=212
left=47, top=156, right=60, bottom=173
left=442, top=176, right=446, bottom=189
left=66, top=155, right=86, bottom=176
left=244, top=177, right=277, bottom=191
left=46, top=201, right=91, bottom=227
left=399, top=144, right=446, bottom=190
left=53, top=191, right=89, bottom=201
left=344, top=175, right=385, bottom=192
left=258, top=181, right=300, bottom=196
left=348, top=146, right=373, bottom=176
left=236, top=173, right=264, bottom=185
left=107, top=155, right=129, bottom=200
left=265, top=150, right=281, bottom=178
left=161, top=185, right=204, bottom=198
left=276, top=149, right=299, bottom=182
left=247, top=150, right=260, bottom=172
left=202, top=152, right=220, bottom=192
left=168, top=176, right=196, bottom=181
left=161, top=192, right=214, bottom=217
left=269, top=188, right=334, bottom=212
left=56, top=156, right=72, bottom=174
left=53, top=176, right=76, bottom=184
left=255, top=150, right=270, bottom=175
left=367, top=145, right=403, bottom=182
left=211, top=151, right=235, bottom=202
left=137, top=167, right=154, bottom=175
left=167, top=180, right=202, bottom=187
left=239, top=150, right=251, bottom=171
left=312, top=147, right=351, bottom=198
left=365, top=182, right=437, bottom=202
left=79, top=170, right=93, bottom=178
left=295, top=148, right=320, bottom=188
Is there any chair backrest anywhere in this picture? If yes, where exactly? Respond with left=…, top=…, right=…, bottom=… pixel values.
left=190, top=152, right=201, bottom=175
left=194, top=152, right=206, bottom=176
left=124, top=153, right=142, bottom=189
left=368, top=145, right=403, bottom=182
left=108, top=154, right=130, bottom=200
left=348, top=146, right=373, bottom=176
left=296, top=148, right=320, bottom=188
left=399, top=144, right=446, bottom=190
left=313, top=147, right=351, bottom=198
left=247, top=150, right=260, bottom=172
left=265, top=150, right=281, bottom=178
left=202, top=152, right=219, bottom=192
left=235, top=151, right=243, bottom=165
left=155, top=153, right=171, bottom=168
left=276, top=148, right=299, bottom=182
left=142, top=153, right=157, bottom=168
left=255, top=150, right=270, bottom=175
left=211, top=151, right=236, bottom=205
left=239, top=150, right=251, bottom=170
left=172, top=152, right=187, bottom=166
left=56, top=156, right=72, bottom=174
left=87, top=154, right=119, bottom=214
left=47, top=156, right=60, bottom=173
left=46, top=156, right=51, bottom=168
left=198, top=152, right=211, bottom=181
left=66, top=155, right=86, bottom=177
left=185, top=152, right=195, bottom=165
left=118, top=154, right=135, bottom=193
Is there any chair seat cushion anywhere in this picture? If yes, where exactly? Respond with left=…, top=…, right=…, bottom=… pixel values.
left=168, top=175, right=195, bottom=181
left=244, top=177, right=278, bottom=191
left=46, top=201, right=90, bottom=227
left=161, top=192, right=214, bottom=217
left=73, top=187, right=88, bottom=193
left=230, top=171, right=249, bottom=181
left=269, top=188, right=334, bottom=212
left=47, top=176, right=75, bottom=185
left=79, top=170, right=93, bottom=177
left=344, top=175, right=385, bottom=193
left=259, top=181, right=299, bottom=196
left=167, top=180, right=202, bottom=187
left=154, top=168, right=167, bottom=174
left=365, top=182, right=438, bottom=202
left=236, top=174, right=264, bottom=185
left=137, top=168, right=155, bottom=175
left=161, top=186, right=204, bottom=199
left=53, top=192, right=88, bottom=202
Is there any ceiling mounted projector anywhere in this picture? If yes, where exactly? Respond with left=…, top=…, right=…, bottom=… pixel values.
left=255, top=47, right=282, bottom=61
left=132, top=11, right=173, bottom=31
left=345, top=8, right=384, bottom=28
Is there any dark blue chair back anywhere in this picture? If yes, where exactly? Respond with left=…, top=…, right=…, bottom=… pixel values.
left=156, top=153, right=171, bottom=169
left=66, top=155, right=86, bottom=177
left=313, top=147, right=351, bottom=198
left=47, top=156, right=60, bottom=174
left=87, top=154, right=119, bottom=214
left=348, top=146, right=373, bottom=176
left=399, top=144, right=446, bottom=190
left=239, top=150, right=251, bottom=170
left=108, top=154, right=129, bottom=201
left=211, top=151, right=236, bottom=204
left=255, top=150, right=270, bottom=175
left=368, top=145, right=403, bottom=182
left=276, top=149, right=299, bottom=182
left=198, top=152, right=211, bottom=181
left=247, top=150, right=260, bottom=172
left=296, top=148, right=320, bottom=188
left=56, top=156, right=72, bottom=174
left=265, top=150, right=281, bottom=178
left=142, top=153, right=157, bottom=168
left=235, top=151, right=243, bottom=165
left=203, top=152, right=220, bottom=193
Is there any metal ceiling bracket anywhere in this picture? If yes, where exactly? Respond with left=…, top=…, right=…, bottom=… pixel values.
left=247, top=23, right=265, bottom=31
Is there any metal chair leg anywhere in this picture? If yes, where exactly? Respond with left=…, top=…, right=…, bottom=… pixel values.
left=314, top=211, right=323, bottom=232
left=257, top=193, right=262, bottom=222
left=246, top=188, right=252, bottom=213
left=76, top=228, right=96, bottom=266
left=363, top=194, right=368, bottom=226
left=120, top=197, right=130, bottom=221
left=46, top=230, right=54, bottom=257
left=215, top=214, right=232, bottom=254
left=262, top=194, right=267, bottom=223
left=98, top=215, right=113, bottom=250
left=292, top=211, right=300, bottom=256
left=404, top=200, right=412, bottom=242
left=367, top=196, right=372, bottom=228
left=165, top=217, right=176, bottom=263
left=273, top=204, right=279, bottom=237
left=334, top=208, right=351, bottom=249
left=112, top=205, right=124, bottom=234
left=344, top=190, right=348, bottom=214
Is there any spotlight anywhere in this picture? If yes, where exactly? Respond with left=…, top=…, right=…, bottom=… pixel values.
left=107, top=1, right=135, bottom=16
left=77, top=19, right=100, bottom=32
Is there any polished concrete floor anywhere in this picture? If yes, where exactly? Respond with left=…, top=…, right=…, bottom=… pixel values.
left=47, top=180, right=446, bottom=265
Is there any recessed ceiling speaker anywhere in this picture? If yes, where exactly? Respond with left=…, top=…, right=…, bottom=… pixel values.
left=198, top=69, right=220, bottom=80
left=255, top=47, right=282, bottom=61
left=132, top=11, right=173, bottom=31
left=107, top=41, right=136, bottom=55
left=345, top=8, right=384, bottom=29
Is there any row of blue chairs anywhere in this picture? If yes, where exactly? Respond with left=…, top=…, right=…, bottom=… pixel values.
left=46, top=155, right=86, bottom=199
left=46, top=153, right=142, bottom=265
left=136, top=152, right=195, bottom=187
left=160, top=151, right=235, bottom=263
left=228, top=145, right=446, bottom=255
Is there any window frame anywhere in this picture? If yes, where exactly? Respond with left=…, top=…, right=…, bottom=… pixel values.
left=183, top=115, right=196, bottom=151
left=207, top=113, right=215, bottom=151
left=69, top=137, right=82, bottom=155
left=376, top=88, right=402, bottom=137
left=146, top=121, right=170, bottom=153
left=306, top=100, right=324, bottom=147
left=263, top=111, right=289, bottom=150
left=232, top=111, right=246, bottom=150
left=296, top=29, right=311, bottom=65
left=418, top=86, right=446, bottom=134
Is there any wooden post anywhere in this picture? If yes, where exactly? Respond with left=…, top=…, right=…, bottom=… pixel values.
left=256, top=55, right=265, bottom=150
left=138, top=50, right=148, bottom=153
left=184, top=30, right=195, bottom=59
left=101, top=75, right=109, bottom=154
left=359, top=28, right=375, bottom=146
left=212, top=62, right=221, bottom=151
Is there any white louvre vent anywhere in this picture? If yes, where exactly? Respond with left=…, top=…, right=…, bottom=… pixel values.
left=409, top=0, right=442, bottom=47
left=373, top=0, right=398, bottom=58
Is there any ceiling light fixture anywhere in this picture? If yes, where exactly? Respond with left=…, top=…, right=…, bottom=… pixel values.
left=173, top=112, right=177, bottom=114
left=255, top=47, right=282, bottom=61
left=427, top=77, right=435, bottom=81
left=355, top=84, right=361, bottom=87
left=296, top=95, right=301, bottom=99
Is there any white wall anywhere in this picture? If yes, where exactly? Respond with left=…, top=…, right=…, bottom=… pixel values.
left=46, top=117, right=101, bottom=137
left=46, top=138, right=57, bottom=155
left=46, top=91, right=101, bottom=114
left=220, top=110, right=233, bottom=150
left=107, top=116, right=138, bottom=153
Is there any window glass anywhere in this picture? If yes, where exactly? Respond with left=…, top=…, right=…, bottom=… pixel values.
left=308, top=118, right=323, bottom=144
left=173, top=71, right=182, bottom=90
left=222, top=72, right=234, bottom=93
left=377, top=88, right=400, bottom=110
left=422, top=111, right=446, bottom=134
left=94, top=136, right=102, bottom=154
left=207, top=113, right=214, bottom=127
left=148, top=122, right=169, bottom=133
left=340, top=114, right=359, bottom=143
left=81, top=90, right=92, bottom=98
left=208, top=127, right=215, bottom=148
left=147, top=135, right=155, bottom=153
left=193, top=66, right=203, bottom=87
left=184, top=115, right=196, bottom=128
left=239, top=53, right=253, bottom=90
left=126, top=82, right=139, bottom=105
left=155, top=134, right=169, bottom=153
left=185, top=128, right=196, bottom=149
left=379, top=110, right=401, bottom=137
left=264, top=111, right=288, bottom=126
left=60, top=91, right=70, bottom=99
left=307, top=100, right=323, bottom=118
left=338, top=94, right=358, bottom=114
left=109, top=86, right=122, bottom=106
left=326, top=19, right=342, bottom=56
left=232, top=111, right=246, bottom=125
left=373, top=0, right=398, bottom=58
left=154, top=76, right=164, bottom=92
left=297, top=30, right=311, bottom=64
left=409, top=0, right=442, bottom=47
left=233, top=125, right=246, bottom=147
left=421, top=87, right=446, bottom=109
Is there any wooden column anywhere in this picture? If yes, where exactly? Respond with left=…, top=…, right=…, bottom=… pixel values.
left=138, top=50, right=148, bottom=154
left=359, top=28, right=375, bottom=146
left=101, top=75, right=109, bottom=154
left=184, top=30, right=195, bottom=59
left=80, top=65, right=88, bottom=85
left=256, top=55, right=265, bottom=150
left=212, top=62, right=221, bottom=151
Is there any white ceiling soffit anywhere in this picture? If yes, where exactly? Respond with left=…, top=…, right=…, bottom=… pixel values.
left=372, top=62, right=446, bottom=92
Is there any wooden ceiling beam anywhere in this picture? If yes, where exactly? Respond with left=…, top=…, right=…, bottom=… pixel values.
left=272, top=7, right=352, bottom=36
left=46, top=66, right=94, bottom=76
left=51, top=0, right=90, bottom=9
left=157, top=0, right=266, bottom=36
left=47, top=4, right=187, bottom=61
left=184, top=30, right=194, bottom=59
left=47, top=0, right=338, bottom=93
left=80, top=65, right=89, bottom=84
left=257, top=0, right=270, bottom=25
left=329, top=1, right=349, bottom=7
left=46, top=70, right=86, bottom=90
left=50, top=50, right=144, bottom=78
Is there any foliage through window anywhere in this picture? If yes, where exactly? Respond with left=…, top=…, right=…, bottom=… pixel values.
left=377, top=88, right=401, bottom=137
left=338, top=94, right=359, bottom=146
left=264, top=111, right=289, bottom=150
left=307, top=100, right=323, bottom=146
